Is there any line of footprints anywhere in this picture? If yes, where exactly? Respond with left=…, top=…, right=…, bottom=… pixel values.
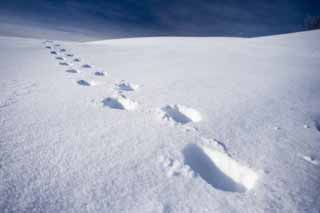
left=43, top=40, right=319, bottom=193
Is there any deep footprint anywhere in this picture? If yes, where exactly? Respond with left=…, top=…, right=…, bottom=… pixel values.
left=183, top=144, right=258, bottom=192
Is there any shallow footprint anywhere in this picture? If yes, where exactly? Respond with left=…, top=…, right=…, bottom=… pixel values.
left=66, top=53, right=74, bottom=57
left=50, top=51, right=58, bottom=55
left=73, top=58, right=81, bottom=62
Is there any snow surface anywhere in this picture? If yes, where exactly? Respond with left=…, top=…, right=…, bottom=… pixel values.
left=0, top=30, right=320, bottom=212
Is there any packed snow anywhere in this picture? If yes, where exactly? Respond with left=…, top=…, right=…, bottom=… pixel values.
left=0, top=30, right=320, bottom=212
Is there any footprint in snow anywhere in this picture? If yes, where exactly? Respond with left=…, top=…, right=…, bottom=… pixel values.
left=60, top=48, right=66, bottom=52
left=157, top=104, right=202, bottom=125
left=116, top=80, right=139, bottom=91
left=50, top=51, right=58, bottom=55
left=77, top=80, right=97, bottom=86
left=59, top=62, right=70, bottom=66
left=54, top=44, right=61, bottom=47
left=95, top=71, right=107, bottom=76
left=45, top=46, right=52, bottom=49
left=56, top=56, right=65, bottom=60
left=102, top=95, right=138, bottom=111
left=183, top=144, right=258, bottom=193
left=73, top=58, right=81, bottom=62
left=82, top=64, right=92, bottom=68
left=66, top=53, right=74, bottom=57
left=66, top=69, right=79, bottom=74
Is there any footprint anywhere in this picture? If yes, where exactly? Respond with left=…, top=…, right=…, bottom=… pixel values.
left=77, top=80, right=96, bottom=86
left=82, top=64, right=92, bottom=68
left=95, top=71, right=107, bottom=76
left=60, top=48, right=67, bottom=52
left=45, top=46, right=52, bottom=49
left=73, top=58, right=81, bottom=62
left=116, top=80, right=139, bottom=91
left=55, top=56, right=65, bottom=60
left=66, top=69, right=79, bottom=74
left=54, top=44, right=61, bottom=47
left=183, top=144, right=258, bottom=192
left=50, top=51, right=58, bottom=55
left=157, top=105, right=202, bottom=125
left=59, top=62, right=70, bottom=66
left=66, top=53, right=74, bottom=57
left=102, top=95, right=138, bottom=111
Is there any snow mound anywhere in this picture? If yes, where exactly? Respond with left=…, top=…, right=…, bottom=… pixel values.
left=116, top=80, right=139, bottom=91
left=183, top=144, right=258, bottom=192
left=158, top=105, right=202, bottom=124
left=102, top=95, right=138, bottom=111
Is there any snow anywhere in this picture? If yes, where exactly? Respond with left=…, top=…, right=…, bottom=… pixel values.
left=0, top=29, right=320, bottom=212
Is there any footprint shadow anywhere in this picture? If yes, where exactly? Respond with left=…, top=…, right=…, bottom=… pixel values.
left=77, top=80, right=91, bottom=86
left=183, top=144, right=246, bottom=192
left=102, top=98, right=124, bottom=110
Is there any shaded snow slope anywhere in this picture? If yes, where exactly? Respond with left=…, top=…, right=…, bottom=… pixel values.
left=0, top=30, right=320, bottom=212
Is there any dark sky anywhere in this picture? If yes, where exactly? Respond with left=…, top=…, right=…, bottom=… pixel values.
left=1, top=0, right=320, bottom=38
